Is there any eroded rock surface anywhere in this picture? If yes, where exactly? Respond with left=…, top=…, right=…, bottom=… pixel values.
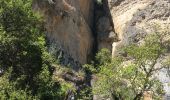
left=108, top=0, right=170, bottom=56
left=108, top=0, right=170, bottom=98
left=33, top=0, right=94, bottom=68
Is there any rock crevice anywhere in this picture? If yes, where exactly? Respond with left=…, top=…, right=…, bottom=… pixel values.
left=94, top=0, right=118, bottom=51
left=33, top=0, right=118, bottom=68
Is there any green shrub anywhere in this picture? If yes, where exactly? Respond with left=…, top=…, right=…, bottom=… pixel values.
left=0, top=0, right=69, bottom=99
left=86, top=27, right=170, bottom=99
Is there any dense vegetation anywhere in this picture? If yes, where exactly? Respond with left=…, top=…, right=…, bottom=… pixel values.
left=0, top=0, right=169, bottom=100
left=84, top=25, right=170, bottom=100
left=0, top=0, right=74, bottom=99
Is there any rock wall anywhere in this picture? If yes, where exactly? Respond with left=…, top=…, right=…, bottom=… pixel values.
left=108, top=0, right=170, bottom=56
left=32, top=0, right=170, bottom=99
left=79, top=0, right=94, bottom=28
left=32, top=0, right=169, bottom=67
left=108, top=0, right=170, bottom=99
left=93, top=0, right=169, bottom=99
left=33, top=0, right=94, bottom=68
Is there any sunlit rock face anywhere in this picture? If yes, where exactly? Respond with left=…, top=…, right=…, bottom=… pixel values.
left=33, top=0, right=94, bottom=68
left=108, top=0, right=170, bottom=97
left=108, top=0, right=170, bottom=56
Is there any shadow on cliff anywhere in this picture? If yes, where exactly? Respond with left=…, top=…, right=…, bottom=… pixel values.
left=93, top=0, right=118, bottom=54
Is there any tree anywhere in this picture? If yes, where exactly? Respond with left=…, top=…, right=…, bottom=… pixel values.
left=86, top=25, right=170, bottom=100
left=0, top=0, right=71, bottom=99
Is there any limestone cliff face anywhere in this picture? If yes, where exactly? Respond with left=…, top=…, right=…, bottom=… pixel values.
left=32, top=0, right=169, bottom=69
left=33, top=0, right=94, bottom=67
left=108, top=0, right=170, bottom=56
left=79, top=0, right=94, bottom=28
left=93, top=0, right=169, bottom=99
left=31, top=0, right=170, bottom=99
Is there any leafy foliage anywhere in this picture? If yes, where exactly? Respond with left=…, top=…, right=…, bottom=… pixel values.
left=96, top=0, right=102, bottom=4
left=86, top=26, right=170, bottom=100
left=0, top=0, right=72, bottom=99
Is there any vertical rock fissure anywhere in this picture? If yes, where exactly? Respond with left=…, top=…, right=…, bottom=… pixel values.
left=93, top=0, right=118, bottom=53
left=90, top=1, right=119, bottom=100
left=91, top=0, right=100, bottom=59
left=82, top=1, right=119, bottom=99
